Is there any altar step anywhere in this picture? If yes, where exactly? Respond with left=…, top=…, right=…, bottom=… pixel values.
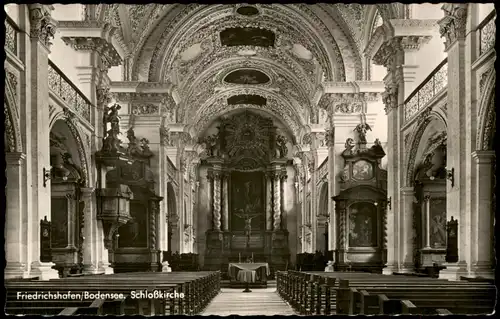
left=221, top=280, right=276, bottom=288
left=202, top=288, right=296, bottom=316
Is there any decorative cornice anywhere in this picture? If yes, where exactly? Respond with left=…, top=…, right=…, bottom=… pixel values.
left=437, top=4, right=468, bottom=51
left=61, top=37, right=122, bottom=70
left=59, top=21, right=124, bottom=69
left=399, top=35, right=432, bottom=51
left=28, top=4, right=57, bottom=48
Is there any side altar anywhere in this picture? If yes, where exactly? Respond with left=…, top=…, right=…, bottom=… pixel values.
left=200, top=112, right=290, bottom=276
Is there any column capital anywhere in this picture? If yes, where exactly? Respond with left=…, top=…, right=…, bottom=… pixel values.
left=96, top=86, right=113, bottom=109
left=471, top=150, right=496, bottom=164
left=437, top=4, right=468, bottom=51
left=325, top=127, right=335, bottom=147
left=423, top=192, right=431, bottom=202
left=5, top=152, right=26, bottom=165
left=400, top=186, right=415, bottom=195
left=372, top=38, right=403, bottom=73
left=382, top=85, right=399, bottom=114
left=28, top=4, right=57, bottom=49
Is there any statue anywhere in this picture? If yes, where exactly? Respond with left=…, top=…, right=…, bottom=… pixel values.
left=202, top=134, right=219, bottom=157
left=354, top=123, right=372, bottom=144
left=102, top=104, right=122, bottom=153
left=276, top=135, right=288, bottom=158
left=342, top=138, right=356, bottom=156
left=371, top=138, right=385, bottom=154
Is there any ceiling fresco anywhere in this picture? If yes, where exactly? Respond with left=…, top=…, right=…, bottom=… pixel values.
left=224, top=69, right=271, bottom=85
left=92, top=3, right=407, bottom=139
left=228, top=95, right=267, bottom=106
left=236, top=5, right=260, bottom=16
left=220, top=27, right=276, bottom=47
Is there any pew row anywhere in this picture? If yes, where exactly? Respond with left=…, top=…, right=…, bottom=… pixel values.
left=5, top=271, right=220, bottom=315
left=276, top=271, right=496, bottom=315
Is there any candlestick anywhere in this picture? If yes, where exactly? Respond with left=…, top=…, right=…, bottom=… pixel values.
left=239, top=253, right=241, bottom=263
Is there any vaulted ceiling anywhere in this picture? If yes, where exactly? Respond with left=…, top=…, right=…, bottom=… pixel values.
left=92, top=3, right=407, bottom=138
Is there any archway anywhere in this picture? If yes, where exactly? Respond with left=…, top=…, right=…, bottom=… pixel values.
left=409, top=118, right=447, bottom=271
left=474, top=72, right=495, bottom=276
left=49, top=119, right=86, bottom=277
left=166, top=182, right=177, bottom=254
left=317, top=182, right=329, bottom=254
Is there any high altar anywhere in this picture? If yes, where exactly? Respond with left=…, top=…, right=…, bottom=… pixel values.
left=200, top=111, right=291, bottom=273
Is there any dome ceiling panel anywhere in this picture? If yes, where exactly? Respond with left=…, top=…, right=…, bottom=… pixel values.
left=223, top=69, right=271, bottom=85
left=220, top=27, right=276, bottom=47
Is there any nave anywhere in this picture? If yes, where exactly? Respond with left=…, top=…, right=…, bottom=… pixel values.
left=5, top=270, right=496, bottom=315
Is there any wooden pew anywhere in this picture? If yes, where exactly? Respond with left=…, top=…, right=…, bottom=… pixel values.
left=5, top=271, right=220, bottom=316
left=277, top=271, right=495, bottom=315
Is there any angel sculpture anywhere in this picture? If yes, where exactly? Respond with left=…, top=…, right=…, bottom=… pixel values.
left=276, top=135, right=288, bottom=158
left=354, top=123, right=372, bottom=144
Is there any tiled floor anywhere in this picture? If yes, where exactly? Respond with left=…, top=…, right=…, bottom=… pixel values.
left=202, top=288, right=296, bottom=316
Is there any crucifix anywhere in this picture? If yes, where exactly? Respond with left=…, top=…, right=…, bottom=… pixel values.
left=234, top=211, right=259, bottom=248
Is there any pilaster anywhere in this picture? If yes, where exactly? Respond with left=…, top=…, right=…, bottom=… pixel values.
left=325, top=127, right=336, bottom=257
left=438, top=4, right=470, bottom=279
left=27, top=4, right=59, bottom=280
left=80, top=187, right=99, bottom=274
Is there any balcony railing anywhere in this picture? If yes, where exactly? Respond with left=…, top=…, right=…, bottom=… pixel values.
left=48, top=60, right=92, bottom=123
left=404, top=58, right=448, bottom=122
left=478, top=10, right=496, bottom=56
left=5, top=16, right=19, bottom=57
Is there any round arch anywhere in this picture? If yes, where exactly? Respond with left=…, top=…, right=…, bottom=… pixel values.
left=405, top=112, right=447, bottom=187
left=477, top=70, right=496, bottom=151
left=4, top=74, right=22, bottom=153
left=49, top=115, right=90, bottom=187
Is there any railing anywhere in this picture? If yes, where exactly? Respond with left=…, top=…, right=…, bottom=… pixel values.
left=404, top=58, right=448, bottom=122
left=48, top=60, right=92, bottom=122
left=5, top=16, right=20, bottom=57
left=478, top=10, right=496, bottom=56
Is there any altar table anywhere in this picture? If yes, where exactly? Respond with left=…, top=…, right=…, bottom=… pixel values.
left=228, top=263, right=270, bottom=283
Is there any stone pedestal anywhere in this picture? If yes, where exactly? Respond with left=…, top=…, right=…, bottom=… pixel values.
left=30, top=261, right=60, bottom=280
left=400, top=187, right=415, bottom=272
left=471, top=150, right=495, bottom=278
left=5, top=153, right=29, bottom=279
left=439, top=261, right=468, bottom=281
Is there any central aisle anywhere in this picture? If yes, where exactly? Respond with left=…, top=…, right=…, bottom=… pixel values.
left=202, top=288, right=296, bottom=316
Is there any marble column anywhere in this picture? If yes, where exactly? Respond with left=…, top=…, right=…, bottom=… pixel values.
left=325, top=127, right=336, bottom=258
left=471, top=150, right=495, bottom=278
left=400, top=187, right=416, bottom=272
left=27, top=4, right=59, bottom=280
left=273, top=172, right=282, bottom=230
left=423, top=193, right=431, bottom=249
left=438, top=4, right=469, bottom=280
left=5, top=152, right=28, bottom=278
left=266, top=171, right=273, bottom=231
left=212, top=172, right=222, bottom=231
left=207, top=172, right=214, bottom=229
left=222, top=172, right=229, bottom=231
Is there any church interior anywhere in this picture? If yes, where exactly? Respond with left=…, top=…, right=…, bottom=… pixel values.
left=3, top=3, right=497, bottom=316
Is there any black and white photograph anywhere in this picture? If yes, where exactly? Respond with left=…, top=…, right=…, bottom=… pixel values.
left=3, top=2, right=497, bottom=316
